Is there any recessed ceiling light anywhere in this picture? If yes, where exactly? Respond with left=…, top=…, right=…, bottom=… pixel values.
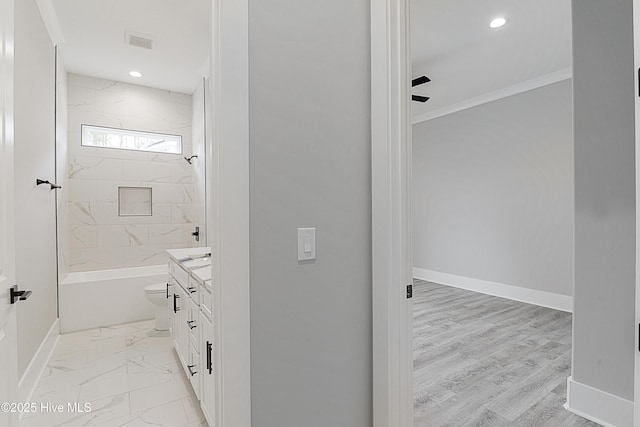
left=490, top=17, right=506, bottom=29
left=129, top=71, right=143, bottom=78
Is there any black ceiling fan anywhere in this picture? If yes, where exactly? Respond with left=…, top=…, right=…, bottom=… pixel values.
left=412, top=75, right=431, bottom=102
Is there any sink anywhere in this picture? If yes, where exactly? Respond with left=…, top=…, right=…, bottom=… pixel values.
left=182, top=257, right=212, bottom=270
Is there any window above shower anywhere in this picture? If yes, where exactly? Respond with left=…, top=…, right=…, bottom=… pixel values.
left=81, top=124, right=183, bottom=155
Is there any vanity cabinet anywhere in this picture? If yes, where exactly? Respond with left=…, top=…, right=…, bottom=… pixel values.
left=167, top=248, right=214, bottom=426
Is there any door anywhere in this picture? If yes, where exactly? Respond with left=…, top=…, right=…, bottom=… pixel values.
left=0, top=0, right=19, bottom=424
left=14, top=0, right=58, bottom=380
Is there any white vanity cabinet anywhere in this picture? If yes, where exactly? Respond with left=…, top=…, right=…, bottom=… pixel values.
left=167, top=248, right=214, bottom=427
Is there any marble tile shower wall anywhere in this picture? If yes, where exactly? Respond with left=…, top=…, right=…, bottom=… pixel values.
left=66, top=73, right=197, bottom=272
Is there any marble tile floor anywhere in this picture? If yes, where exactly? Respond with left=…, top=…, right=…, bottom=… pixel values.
left=22, top=319, right=207, bottom=427
left=413, top=279, right=600, bottom=427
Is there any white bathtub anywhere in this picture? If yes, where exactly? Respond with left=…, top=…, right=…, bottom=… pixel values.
left=60, top=265, right=168, bottom=333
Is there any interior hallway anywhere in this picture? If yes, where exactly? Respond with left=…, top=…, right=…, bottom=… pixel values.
left=412, top=279, right=598, bottom=426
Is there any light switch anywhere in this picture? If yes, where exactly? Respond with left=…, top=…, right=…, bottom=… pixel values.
left=298, top=228, right=316, bottom=261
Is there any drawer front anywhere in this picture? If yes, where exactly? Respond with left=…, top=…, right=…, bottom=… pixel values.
left=188, top=298, right=200, bottom=349
left=171, top=260, right=190, bottom=288
left=187, top=275, right=199, bottom=304
left=201, top=286, right=213, bottom=320
left=188, top=342, right=200, bottom=400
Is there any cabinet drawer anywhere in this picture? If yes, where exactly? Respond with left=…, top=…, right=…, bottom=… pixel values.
left=170, top=260, right=190, bottom=288
left=188, top=342, right=200, bottom=400
left=187, top=275, right=199, bottom=304
left=188, top=298, right=199, bottom=349
left=201, top=286, right=213, bottom=319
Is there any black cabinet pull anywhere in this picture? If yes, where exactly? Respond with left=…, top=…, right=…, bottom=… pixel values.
left=188, top=286, right=197, bottom=294
left=188, top=364, right=197, bottom=376
left=207, top=341, right=213, bottom=374
left=187, top=320, right=197, bottom=329
left=173, top=294, right=180, bottom=313
left=166, top=282, right=169, bottom=299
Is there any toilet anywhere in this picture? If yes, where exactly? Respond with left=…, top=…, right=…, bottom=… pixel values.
left=144, top=283, right=169, bottom=331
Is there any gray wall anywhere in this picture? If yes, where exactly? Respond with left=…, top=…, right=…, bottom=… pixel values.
left=248, top=0, right=372, bottom=426
left=413, top=80, right=574, bottom=296
left=572, top=0, right=635, bottom=400
left=14, top=0, right=58, bottom=377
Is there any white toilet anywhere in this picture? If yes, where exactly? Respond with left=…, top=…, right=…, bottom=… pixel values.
left=144, top=283, right=169, bottom=331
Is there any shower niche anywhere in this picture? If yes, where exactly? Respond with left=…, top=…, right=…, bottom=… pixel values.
left=118, top=186, right=152, bottom=217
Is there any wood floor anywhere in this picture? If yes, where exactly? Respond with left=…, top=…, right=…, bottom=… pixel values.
left=413, top=279, right=600, bottom=427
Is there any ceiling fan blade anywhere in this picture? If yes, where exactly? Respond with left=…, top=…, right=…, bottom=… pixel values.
left=412, top=95, right=430, bottom=103
left=412, top=76, right=431, bottom=87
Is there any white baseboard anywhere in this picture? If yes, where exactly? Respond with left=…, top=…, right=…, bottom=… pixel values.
left=413, top=268, right=573, bottom=312
left=565, top=376, right=633, bottom=427
left=18, top=318, right=60, bottom=404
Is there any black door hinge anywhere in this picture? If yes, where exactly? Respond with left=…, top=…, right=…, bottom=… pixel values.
left=406, top=284, right=413, bottom=299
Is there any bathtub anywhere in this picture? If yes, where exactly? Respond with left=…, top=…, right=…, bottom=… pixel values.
left=59, top=265, right=168, bottom=333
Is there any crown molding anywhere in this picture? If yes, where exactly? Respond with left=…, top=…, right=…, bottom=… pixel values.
left=412, top=67, right=572, bottom=125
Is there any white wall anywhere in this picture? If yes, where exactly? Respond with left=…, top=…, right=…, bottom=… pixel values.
left=412, top=80, right=574, bottom=299
left=571, top=0, right=635, bottom=404
left=14, top=0, right=58, bottom=378
left=65, top=74, right=200, bottom=271
left=248, top=0, right=372, bottom=425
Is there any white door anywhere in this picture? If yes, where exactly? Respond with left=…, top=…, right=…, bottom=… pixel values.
left=0, top=0, right=19, bottom=424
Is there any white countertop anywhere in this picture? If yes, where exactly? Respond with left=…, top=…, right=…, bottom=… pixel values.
left=167, top=247, right=211, bottom=263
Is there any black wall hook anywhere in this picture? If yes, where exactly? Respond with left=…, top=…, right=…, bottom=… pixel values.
left=36, top=179, right=61, bottom=190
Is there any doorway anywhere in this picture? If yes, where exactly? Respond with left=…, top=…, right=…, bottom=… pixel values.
left=408, top=0, right=589, bottom=425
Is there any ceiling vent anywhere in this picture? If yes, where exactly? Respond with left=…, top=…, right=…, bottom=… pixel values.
left=125, top=31, right=155, bottom=50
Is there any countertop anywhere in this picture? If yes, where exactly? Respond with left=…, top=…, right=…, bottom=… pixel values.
left=167, top=247, right=212, bottom=271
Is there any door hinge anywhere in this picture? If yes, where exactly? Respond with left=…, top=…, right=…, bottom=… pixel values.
left=406, top=284, right=413, bottom=299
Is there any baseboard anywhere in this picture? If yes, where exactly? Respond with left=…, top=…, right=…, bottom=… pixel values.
left=565, top=376, right=633, bottom=427
left=413, top=268, right=573, bottom=312
left=18, top=318, right=60, bottom=405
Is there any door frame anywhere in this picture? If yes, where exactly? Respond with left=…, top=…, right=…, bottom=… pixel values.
left=634, top=1, right=640, bottom=425
left=209, top=1, right=251, bottom=426
left=0, top=0, right=19, bottom=424
left=371, top=0, right=413, bottom=426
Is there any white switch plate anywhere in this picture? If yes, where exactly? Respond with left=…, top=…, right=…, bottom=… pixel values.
left=297, top=228, right=316, bottom=261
